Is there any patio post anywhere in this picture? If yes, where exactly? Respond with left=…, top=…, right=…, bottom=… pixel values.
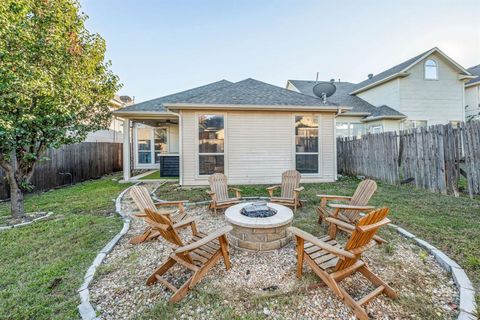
left=123, top=118, right=131, bottom=181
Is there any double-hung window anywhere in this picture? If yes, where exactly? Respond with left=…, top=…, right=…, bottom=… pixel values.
left=295, top=116, right=319, bottom=174
left=198, top=114, right=224, bottom=175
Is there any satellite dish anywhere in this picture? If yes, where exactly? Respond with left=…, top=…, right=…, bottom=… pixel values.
left=313, top=82, right=337, bottom=98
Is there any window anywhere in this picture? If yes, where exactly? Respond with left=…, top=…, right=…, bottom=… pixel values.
left=137, top=127, right=152, bottom=164
left=295, top=116, right=319, bottom=174
left=425, top=59, right=438, bottom=80
left=371, top=126, right=383, bottom=134
left=402, top=120, right=427, bottom=131
left=154, top=128, right=168, bottom=163
left=198, top=114, right=224, bottom=175
left=336, top=122, right=365, bottom=138
left=449, top=120, right=461, bottom=128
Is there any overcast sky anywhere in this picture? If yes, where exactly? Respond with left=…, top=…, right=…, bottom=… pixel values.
left=80, top=0, right=480, bottom=103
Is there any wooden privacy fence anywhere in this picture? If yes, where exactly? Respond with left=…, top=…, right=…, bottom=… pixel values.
left=0, top=142, right=123, bottom=200
left=337, top=121, right=480, bottom=197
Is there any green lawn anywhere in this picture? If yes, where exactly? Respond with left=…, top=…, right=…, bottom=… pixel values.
left=0, top=174, right=130, bottom=320
left=156, top=177, right=480, bottom=313
left=138, top=170, right=178, bottom=181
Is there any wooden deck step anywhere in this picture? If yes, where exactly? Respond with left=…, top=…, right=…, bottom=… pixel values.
left=357, top=286, right=385, bottom=306
left=155, top=275, right=178, bottom=292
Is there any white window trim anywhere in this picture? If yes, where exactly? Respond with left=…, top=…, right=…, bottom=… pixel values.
left=371, top=126, right=383, bottom=134
left=293, top=114, right=320, bottom=176
left=400, top=120, right=428, bottom=131
left=424, top=59, right=439, bottom=81
left=335, top=121, right=365, bottom=138
left=133, top=124, right=171, bottom=169
left=195, top=112, right=227, bottom=178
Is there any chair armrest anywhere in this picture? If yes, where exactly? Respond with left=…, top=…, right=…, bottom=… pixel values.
left=325, top=217, right=356, bottom=231
left=144, top=218, right=169, bottom=231
left=316, top=195, right=352, bottom=200
left=206, top=190, right=215, bottom=195
left=229, top=187, right=242, bottom=198
left=172, top=216, right=197, bottom=229
left=327, top=203, right=375, bottom=211
left=287, top=227, right=356, bottom=259
left=175, top=226, right=233, bottom=254
left=132, top=213, right=147, bottom=218
left=357, top=218, right=391, bottom=232
left=294, top=187, right=304, bottom=192
left=266, top=185, right=280, bottom=197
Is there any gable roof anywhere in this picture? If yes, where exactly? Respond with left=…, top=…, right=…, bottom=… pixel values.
left=466, top=65, right=480, bottom=87
left=288, top=80, right=376, bottom=114
left=115, top=80, right=233, bottom=114
left=361, top=105, right=406, bottom=122
left=351, top=47, right=473, bottom=94
left=165, top=78, right=338, bottom=108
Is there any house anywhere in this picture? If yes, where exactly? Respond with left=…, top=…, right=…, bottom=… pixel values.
left=114, top=79, right=346, bottom=184
left=287, top=47, right=475, bottom=137
left=465, top=65, right=480, bottom=121
left=85, top=95, right=134, bottom=143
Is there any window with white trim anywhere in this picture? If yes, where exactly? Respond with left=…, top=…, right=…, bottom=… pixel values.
left=295, top=116, right=319, bottom=174
left=371, top=126, right=383, bottom=134
left=336, top=122, right=366, bottom=138
left=425, top=59, right=438, bottom=80
left=198, top=114, right=224, bottom=175
left=402, top=120, right=427, bottom=131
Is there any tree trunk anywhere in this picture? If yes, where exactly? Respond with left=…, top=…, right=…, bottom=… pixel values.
left=9, top=177, right=25, bottom=219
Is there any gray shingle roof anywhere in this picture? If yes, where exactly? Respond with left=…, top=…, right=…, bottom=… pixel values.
left=178, top=78, right=337, bottom=106
left=116, top=80, right=233, bottom=113
left=351, top=49, right=433, bottom=93
left=288, top=80, right=376, bottom=113
left=467, top=65, right=480, bottom=86
left=363, top=105, right=406, bottom=121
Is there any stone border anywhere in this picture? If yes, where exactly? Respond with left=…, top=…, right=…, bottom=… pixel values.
left=78, top=186, right=477, bottom=320
left=77, top=183, right=138, bottom=320
left=0, top=211, right=53, bottom=232
left=389, top=223, right=477, bottom=319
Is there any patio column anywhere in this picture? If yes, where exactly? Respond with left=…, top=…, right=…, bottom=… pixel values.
left=123, top=118, right=131, bottom=181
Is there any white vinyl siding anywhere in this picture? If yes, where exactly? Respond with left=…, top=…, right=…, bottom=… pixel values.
left=180, top=110, right=336, bottom=185
left=357, top=78, right=400, bottom=109
left=465, top=85, right=480, bottom=120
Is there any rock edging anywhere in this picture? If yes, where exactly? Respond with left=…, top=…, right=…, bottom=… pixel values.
left=77, top=183, right=138, bottom=320
left=390, top=223, right=477, bottom=320
left=0, top=212, right=53, bottom=232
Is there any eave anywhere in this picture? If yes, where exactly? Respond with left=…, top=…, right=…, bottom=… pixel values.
left=350, top=72, right=409, bottom=95
left=163, top=103, right=349, bottom=112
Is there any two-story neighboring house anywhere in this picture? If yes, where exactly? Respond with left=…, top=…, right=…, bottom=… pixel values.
left=465, top=65, right=480, bottom=121
left=287, top=47, right=475, bottom=137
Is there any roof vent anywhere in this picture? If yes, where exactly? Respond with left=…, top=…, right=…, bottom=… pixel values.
left=368, top=74, right=374, bottom=79
left=330, top=78, right=335, bottom=83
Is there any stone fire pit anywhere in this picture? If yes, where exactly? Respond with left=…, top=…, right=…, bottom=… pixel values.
left=225, top=202, right=293, bottom=251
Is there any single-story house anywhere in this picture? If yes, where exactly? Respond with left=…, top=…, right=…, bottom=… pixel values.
left=114, top=78, right=350, bottom=185
left=465, top=64, right=480, bottom=120
left=287, top=47, right=475, bottom=137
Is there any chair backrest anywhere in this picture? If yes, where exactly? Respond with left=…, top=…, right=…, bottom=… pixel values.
left=280, top=170, right=301, bottom=199
left=334, top=207, right=390, bottom=272
left=144, top=208, right=184, bottom=246
left=130, top=185, right=157, bottom=213
left=208, top=173, right=229, bottom=202
left=343, top=179, right=377, bottom=222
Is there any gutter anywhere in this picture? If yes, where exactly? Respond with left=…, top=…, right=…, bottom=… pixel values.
left=163, top=103, right=344, bottom=112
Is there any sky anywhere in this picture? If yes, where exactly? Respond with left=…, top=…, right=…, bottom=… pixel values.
left=80, top=0, right=480, bottom=103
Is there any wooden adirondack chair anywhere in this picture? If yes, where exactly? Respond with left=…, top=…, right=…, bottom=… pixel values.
left=267, top=170, right=304, bottom=212
left=317, top=179, right=377, bottom=238
left=129, top=185, right=197, bottom=244
left=207, top=173, right=242, bottom=213
left=144, top=207, right=232, bottom=303
left=288, top=207, right=397, bottom=320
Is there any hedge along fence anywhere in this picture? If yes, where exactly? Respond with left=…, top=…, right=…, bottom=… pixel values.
left=337, top=121, right=480, bottom=198
left=0, top=142, right=123, bottom=200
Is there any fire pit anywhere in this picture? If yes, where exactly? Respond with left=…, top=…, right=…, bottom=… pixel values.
left=225, top=202, right=293, bottom=251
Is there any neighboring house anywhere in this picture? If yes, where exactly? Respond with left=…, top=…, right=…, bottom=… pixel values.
left=114, top=79, right=344, bottom=185
left=287, top=47, right=475, bottom=137
left=85, top=95, right=134, bottom=143
left=465, top=65, right=480, bottom=121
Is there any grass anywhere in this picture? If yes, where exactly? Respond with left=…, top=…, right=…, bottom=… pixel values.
left=0, top=174, right=131, bottom=320
left=155, top=177, right=480, bottom=315
left=138, top=170, right=178, bottom=181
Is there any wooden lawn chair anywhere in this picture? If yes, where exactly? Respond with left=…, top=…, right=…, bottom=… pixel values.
left=317, top=179, right=377, bottom=238
left=129, top=185, right=197, bottom=244
left=267, top=170, right=304, bottom=212
left=207, top=173, right=242, bottom=213
left=144, top=207, right=232, bottom=303
left=288, top=207, right=397, bottom=320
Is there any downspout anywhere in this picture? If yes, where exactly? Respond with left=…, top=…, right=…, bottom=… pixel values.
left=166, top=110, right=183, bottom=186
left=334, top=107, right=343, bottom=181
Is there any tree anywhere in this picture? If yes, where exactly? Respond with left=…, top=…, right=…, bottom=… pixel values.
left=0, top=0, right=120, bottom=218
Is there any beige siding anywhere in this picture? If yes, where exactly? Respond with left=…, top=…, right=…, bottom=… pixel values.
left=398, top=52, right=464, bottom=124
left=465, top=85, right=480, bottom=119
left=180, top=110, right=336, bottom=186
left=357, top=78, right=400, bottom=109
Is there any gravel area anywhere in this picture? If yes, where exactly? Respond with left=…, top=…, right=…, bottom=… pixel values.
left=89, top=184, right=459, bottom=319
